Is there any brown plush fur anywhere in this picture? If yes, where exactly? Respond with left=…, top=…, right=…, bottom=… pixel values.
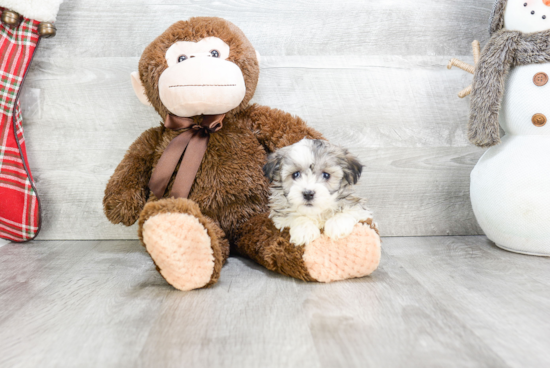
left=235, top=212, right=316, bottom=282
left=103, top=126, right=163, bottom=226
left=104, top=17, right=323, bottom=288
left=361, top=218, right=380, bottom=236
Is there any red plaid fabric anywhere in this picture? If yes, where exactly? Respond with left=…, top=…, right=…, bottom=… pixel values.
left=0, top=9, right=41, bottom=242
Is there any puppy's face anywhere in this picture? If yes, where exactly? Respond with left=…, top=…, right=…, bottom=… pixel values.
left=264, top=139, right=363, bottom=215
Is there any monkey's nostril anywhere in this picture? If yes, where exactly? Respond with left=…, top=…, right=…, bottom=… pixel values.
left=302, top=190, right=315, bottom=201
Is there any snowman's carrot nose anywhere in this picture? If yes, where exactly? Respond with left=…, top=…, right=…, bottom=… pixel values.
left=544, top=0, right=550, bottom=6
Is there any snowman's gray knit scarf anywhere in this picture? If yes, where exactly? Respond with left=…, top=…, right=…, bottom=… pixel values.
left=469, top=29, right=550, bottom=147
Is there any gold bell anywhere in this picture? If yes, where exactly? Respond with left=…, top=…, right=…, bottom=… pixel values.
left=1, top=10, right=21, bottom=27
left=38, top=22, right=57, bottom=38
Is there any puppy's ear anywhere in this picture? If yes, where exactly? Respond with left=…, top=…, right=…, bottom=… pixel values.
left=341, top=151, right=363, bottom=185
left=263, top=152, right=283, bottom=183
left=311, top=139, right=330, bottom=151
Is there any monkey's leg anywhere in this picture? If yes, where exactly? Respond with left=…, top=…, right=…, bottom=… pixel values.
left=138, top=198, right=229, bottom=291
left=235, top=213, right=381, bottom=283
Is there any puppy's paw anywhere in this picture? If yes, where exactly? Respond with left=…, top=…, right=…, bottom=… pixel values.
left=290, top=222, right=321, bottom=246
left=324, top=214, right=357, bottom=240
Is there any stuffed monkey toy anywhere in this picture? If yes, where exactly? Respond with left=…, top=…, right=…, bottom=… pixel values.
left=104, top=17, right=381, bottom=291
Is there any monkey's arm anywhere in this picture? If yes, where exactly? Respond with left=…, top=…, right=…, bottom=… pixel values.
left=248, top=105, right=324, bottom=152
left=103, top=126, right=163, bottom=226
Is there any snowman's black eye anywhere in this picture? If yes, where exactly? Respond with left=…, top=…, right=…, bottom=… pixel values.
left=544, top=15, right=547, bottom=19
left=178, top=55, right=187, bottom=62
left=532, top=10, right=536, bottom=15
left=524, top=2, right=528, bottom=6
left=210, top=50, right=220, bottom=58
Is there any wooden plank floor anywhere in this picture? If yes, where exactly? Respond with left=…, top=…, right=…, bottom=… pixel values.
left=0, top=236, right=548, bottom=368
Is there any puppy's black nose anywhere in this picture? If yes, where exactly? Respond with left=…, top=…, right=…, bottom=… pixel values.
left=303, top=190, right=315, bottom=201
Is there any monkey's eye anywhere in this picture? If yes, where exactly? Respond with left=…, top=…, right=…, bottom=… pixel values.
left=210, top=50, right=220, bottom=58
left=292, top=172, right=301, bottom=179
left=178, top=55, right=187, bottom=63
left=322, top=172, right=331, bottom=180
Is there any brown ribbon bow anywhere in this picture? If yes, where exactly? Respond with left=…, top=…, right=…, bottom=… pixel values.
left=149, top=114, right=225, bottom=199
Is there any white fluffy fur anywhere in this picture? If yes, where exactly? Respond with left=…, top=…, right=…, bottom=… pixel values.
left=266, top=139, right=373, bottom=246
left=0, top=0, right=64, bottom=22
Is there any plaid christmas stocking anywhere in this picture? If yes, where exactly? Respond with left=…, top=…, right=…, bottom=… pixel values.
left=0, top=1, right=63, bottom=242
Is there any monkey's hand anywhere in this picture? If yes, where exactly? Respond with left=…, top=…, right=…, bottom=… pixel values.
left=103, top=188, right=147, bottom=226
left=103, top=127, right=162, bottom=226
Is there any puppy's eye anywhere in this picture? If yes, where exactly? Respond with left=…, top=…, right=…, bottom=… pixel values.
left=292, top=172, right=301, bottom=179
left=178, top=55, right=187, bottom=62
left=322, top=172, right=331, bottom=180
left=210, top=50, right=220, bottom=58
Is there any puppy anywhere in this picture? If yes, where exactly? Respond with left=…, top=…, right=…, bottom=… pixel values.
left=263, top=139, right=373, bottom=246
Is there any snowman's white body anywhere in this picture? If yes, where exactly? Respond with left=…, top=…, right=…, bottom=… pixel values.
left=471, top=64, right=550, bottom=255
left=470, top=2, right=550, bottom=255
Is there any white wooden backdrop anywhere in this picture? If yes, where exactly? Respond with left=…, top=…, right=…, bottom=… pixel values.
left=19, top=0, right=495, bottom=240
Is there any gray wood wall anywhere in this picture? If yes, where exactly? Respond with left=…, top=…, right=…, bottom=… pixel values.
left=20, top=0, right=495, bottom=240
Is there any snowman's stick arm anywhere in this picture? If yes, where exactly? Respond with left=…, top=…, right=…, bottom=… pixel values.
left=447, top=40, right=481, bottom=73
left=447, top=40, right=481, bottom=98
left=472, top=40, right=481, bottom=64
left=447, top=59, right=475, bottom=74
left=458, top=85, right=473, bottom=99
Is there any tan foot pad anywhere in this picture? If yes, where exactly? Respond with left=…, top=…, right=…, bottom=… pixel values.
left=303, top=224, right=381, bottom=283
left=142, top=213, right=214, bottom=291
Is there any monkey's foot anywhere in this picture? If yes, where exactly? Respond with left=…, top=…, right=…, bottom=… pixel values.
left=142, top=213, right=215, bottom=291
left=303, top=224, right=381, bottom=283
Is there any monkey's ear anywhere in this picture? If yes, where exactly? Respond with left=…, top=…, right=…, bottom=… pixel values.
left=131, top=72, right=152, bottom=106
left=255, top=50, right=261, bottom=65
left=263, top=152, right=282, bottom=183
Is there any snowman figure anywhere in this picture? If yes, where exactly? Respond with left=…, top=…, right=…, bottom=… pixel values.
left=449, top=0, right=550, bottom=256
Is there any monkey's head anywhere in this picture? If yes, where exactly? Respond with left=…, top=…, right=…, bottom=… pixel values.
left=132, top=17, right=260, bottom=118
